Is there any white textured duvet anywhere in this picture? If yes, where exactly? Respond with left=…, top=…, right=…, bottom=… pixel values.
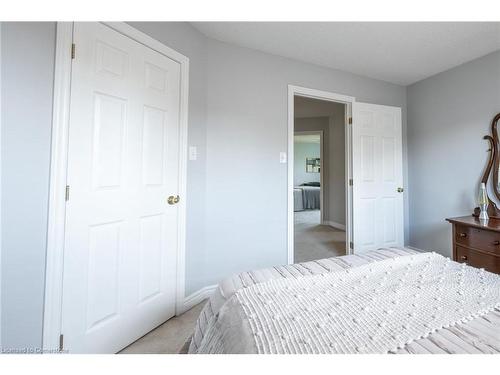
left=194, top=252, right=500, bottom=354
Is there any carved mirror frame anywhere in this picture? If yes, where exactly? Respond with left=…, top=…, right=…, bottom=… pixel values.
left=474, top=113, right=500, bottom=219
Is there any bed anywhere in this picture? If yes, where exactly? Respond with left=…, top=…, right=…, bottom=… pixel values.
left=293, top=188, right=304, bottom=211
left=187, top=248, right=500, bottom=354
left=294, top=185, right=321, bottom=211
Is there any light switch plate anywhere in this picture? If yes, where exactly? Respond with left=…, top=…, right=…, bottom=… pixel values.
left=279, top=152, right=287, bottom=164
left=189, top=146, right=198, bottom=161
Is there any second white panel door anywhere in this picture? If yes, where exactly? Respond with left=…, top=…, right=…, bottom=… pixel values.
left=352, top=102, right=403, bottom=252
left=61, top=22, right=181, bottom=353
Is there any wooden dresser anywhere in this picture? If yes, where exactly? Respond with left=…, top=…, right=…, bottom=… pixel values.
left=446, top=216, right=500, bottom=274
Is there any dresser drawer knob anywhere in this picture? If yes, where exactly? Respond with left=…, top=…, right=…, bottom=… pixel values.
left=493, top=240, right=500, bottom=246
left=458, top=233, right=467, bottom=238
left=460, top=255, right=468, bottom=261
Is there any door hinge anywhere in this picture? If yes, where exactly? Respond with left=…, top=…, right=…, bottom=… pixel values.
left=71, top=44, right=75, bottom=59
left=59, top=334, right=64, bottom=352
left=350, top=241, right=354, bottom=250
left=348, top=117, right=352, bottom=125
left=65, top=185, right=70, bottom=201
left=349, top=179, right=353, bottom=186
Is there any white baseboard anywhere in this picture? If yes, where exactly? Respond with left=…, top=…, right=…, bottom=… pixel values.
left=323, top=220, right=346, bottom=231
left=180, top=284, right=217, bottom=314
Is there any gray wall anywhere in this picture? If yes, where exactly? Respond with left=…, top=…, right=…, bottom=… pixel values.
left=1, top=22, right=56, bottom=350
left=407, top=50, right=500, bottom=256
left=293, top=139, right=321, bottom=186
left=203, top=38, right=407, bottom=286
left=327, top=110, right=346, bottom=226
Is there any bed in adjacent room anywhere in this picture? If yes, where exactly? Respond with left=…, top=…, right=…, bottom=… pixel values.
left=294, top=183, right=321, bottom=211
left=187, top=248, right=500, bottom=354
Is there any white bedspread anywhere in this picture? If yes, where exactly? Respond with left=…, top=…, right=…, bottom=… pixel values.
left=195, top=252, right=500, bottom=354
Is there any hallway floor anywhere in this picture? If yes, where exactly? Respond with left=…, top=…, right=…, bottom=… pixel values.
left=294, top=210, right=346, bottom=263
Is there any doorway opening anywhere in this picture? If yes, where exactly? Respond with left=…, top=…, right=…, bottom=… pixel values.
left=287, top=85, right=355, bottom=264
left=288, top=86, right=405, bottom=264
left=293, top=97, right=347, bottom=263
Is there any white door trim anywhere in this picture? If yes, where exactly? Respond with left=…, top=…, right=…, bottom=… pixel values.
left=42, top=22, right=190, bottom=352
left=293, top=130, right=324, bottom=223
left=287, top=85, right=355, bottom=264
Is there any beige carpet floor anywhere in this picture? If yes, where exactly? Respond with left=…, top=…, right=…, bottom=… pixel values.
left=119, top=301, right=205, bottom=354
left=294, top=210, right=345, bottom=263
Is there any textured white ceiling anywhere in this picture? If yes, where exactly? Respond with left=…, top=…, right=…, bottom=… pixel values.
left=191, top=22, right=500, bottom=85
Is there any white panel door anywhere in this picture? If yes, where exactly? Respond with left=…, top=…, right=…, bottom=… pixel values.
left=61, top=23, right=181, bottom=353
left=352, top=103, right=403, bottom=252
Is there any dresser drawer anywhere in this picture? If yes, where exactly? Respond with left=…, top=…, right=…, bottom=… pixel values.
left=455, top=225, right=500, bottom=254
left=455, top=245, right=500, bottom=274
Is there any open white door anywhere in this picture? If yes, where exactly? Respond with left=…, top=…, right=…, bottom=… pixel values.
left=61, top=23, right=181, bottom=353
left=352, top=103, right=403, bottom=252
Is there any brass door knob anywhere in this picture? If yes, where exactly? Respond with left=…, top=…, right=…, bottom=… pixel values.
left=167, top=195, right=180, bottom=205
left=397, top=187, right=404, bottom=193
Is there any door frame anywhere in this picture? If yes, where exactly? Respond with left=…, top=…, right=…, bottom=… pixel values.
left=287, top=85, right=355, bottom=264
left=42, top=22, right=190, bottom=352
left=293, top=130, right=324, bottom=223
